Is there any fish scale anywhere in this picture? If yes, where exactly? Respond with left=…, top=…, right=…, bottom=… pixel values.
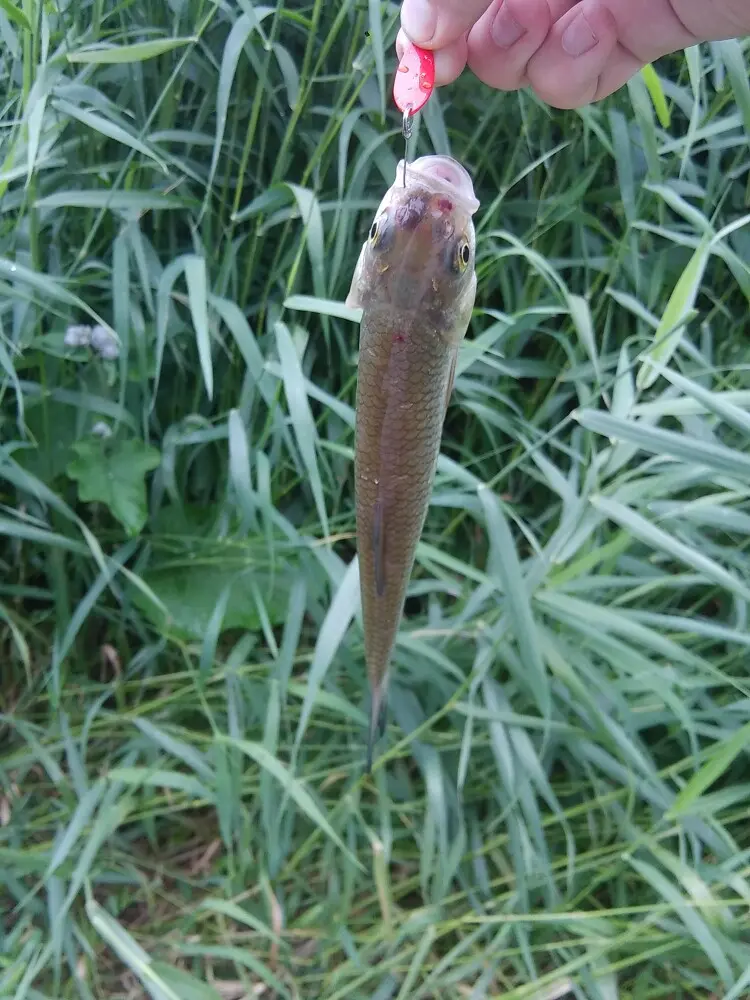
left=355, top=307, right=454, bottom=745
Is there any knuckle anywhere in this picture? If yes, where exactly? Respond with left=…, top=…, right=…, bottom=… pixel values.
left=527, top=62, right=582, bottom=108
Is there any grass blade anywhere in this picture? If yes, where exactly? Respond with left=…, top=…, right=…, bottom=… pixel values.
left=477, top=485, right=550, bottom=719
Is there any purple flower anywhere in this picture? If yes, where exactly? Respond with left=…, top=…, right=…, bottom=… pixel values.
left=90, top=325, right=120, bottom=360
left=64, top=324, right=92, bottom=348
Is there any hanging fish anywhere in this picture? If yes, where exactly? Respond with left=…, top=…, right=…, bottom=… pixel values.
left=346, top=154, right=480, bottom=768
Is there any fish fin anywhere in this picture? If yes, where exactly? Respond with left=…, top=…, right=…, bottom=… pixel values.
left=444, top=348, right=458, bottom=414
left=346, top=250, right=365, bottom=308
left=373, top=498, right=386, bottom=597
left=366, top=678, right=389, bottom=773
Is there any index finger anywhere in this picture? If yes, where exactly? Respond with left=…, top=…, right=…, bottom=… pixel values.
left=400, top=0, right=495, bottom=48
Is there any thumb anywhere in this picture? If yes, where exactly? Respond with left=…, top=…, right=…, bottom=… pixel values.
left=401, top=0, right=494, bottom=48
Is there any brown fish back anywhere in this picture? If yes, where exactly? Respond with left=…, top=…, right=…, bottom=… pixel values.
left=355, top=305, right=455, bottom=699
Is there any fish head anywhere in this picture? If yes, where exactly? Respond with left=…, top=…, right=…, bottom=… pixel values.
left=346, top=155, right=479, bottom=325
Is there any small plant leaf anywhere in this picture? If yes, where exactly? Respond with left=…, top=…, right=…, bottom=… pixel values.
left=66, top=438, right=161, bottom=536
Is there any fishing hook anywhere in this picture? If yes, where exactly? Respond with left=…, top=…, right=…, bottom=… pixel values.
left=402, top=108, right=413, bottom=187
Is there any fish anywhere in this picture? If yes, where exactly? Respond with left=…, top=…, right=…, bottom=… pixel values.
left=345, top=154, right=480, bottom=769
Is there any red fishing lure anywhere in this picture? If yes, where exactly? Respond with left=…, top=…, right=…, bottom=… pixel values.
left=393, top=41, right=435, bottom=116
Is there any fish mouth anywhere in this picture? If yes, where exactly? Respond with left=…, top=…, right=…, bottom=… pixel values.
left=386, top=192, right=452, bottom=271
left=385, top=180, right=468, bottom=274
left=397, top=155, right=480, bottom=216
left=392, top=193, right=429, bottom=231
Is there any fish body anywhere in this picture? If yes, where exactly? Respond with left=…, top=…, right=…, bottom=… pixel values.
left=346, top=155, right=480, bottom=766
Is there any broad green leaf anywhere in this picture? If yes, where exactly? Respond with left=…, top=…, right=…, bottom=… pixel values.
left=66, top=437, right=161, bottom=536
left=130, top=563, right=291, bottom=640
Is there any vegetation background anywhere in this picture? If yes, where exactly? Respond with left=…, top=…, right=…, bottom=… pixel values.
left=2, top=0, right=750, bottom=997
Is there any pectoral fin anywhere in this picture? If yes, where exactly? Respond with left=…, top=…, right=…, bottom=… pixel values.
left=444, top=348, right=458, bottom=413
left=346, top=249, right=365, bottom=308
left=373, top=498, right=386, bottom=597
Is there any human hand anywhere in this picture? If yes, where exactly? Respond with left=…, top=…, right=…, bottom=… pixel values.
left=397, top=0, right=750, bottom=109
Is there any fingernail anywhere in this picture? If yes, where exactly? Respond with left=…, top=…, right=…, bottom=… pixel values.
left=401, top=0, right=437, bottom=44
left=491, top=2, right=525, bottom=48
left=561, top=11, right=598, bottom=57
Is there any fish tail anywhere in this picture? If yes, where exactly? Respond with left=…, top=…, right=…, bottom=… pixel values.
left=366, top=675, right=389, bottom=773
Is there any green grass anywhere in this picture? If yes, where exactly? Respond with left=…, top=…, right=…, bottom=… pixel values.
left=2, top=0, right=750, bottom=996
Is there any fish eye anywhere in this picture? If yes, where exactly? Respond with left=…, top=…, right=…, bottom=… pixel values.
left=369, top=214, right=385, bottom=245
left=367, top=212, right=394, bottom=253
left=456, top=238, right=471, bottom=272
